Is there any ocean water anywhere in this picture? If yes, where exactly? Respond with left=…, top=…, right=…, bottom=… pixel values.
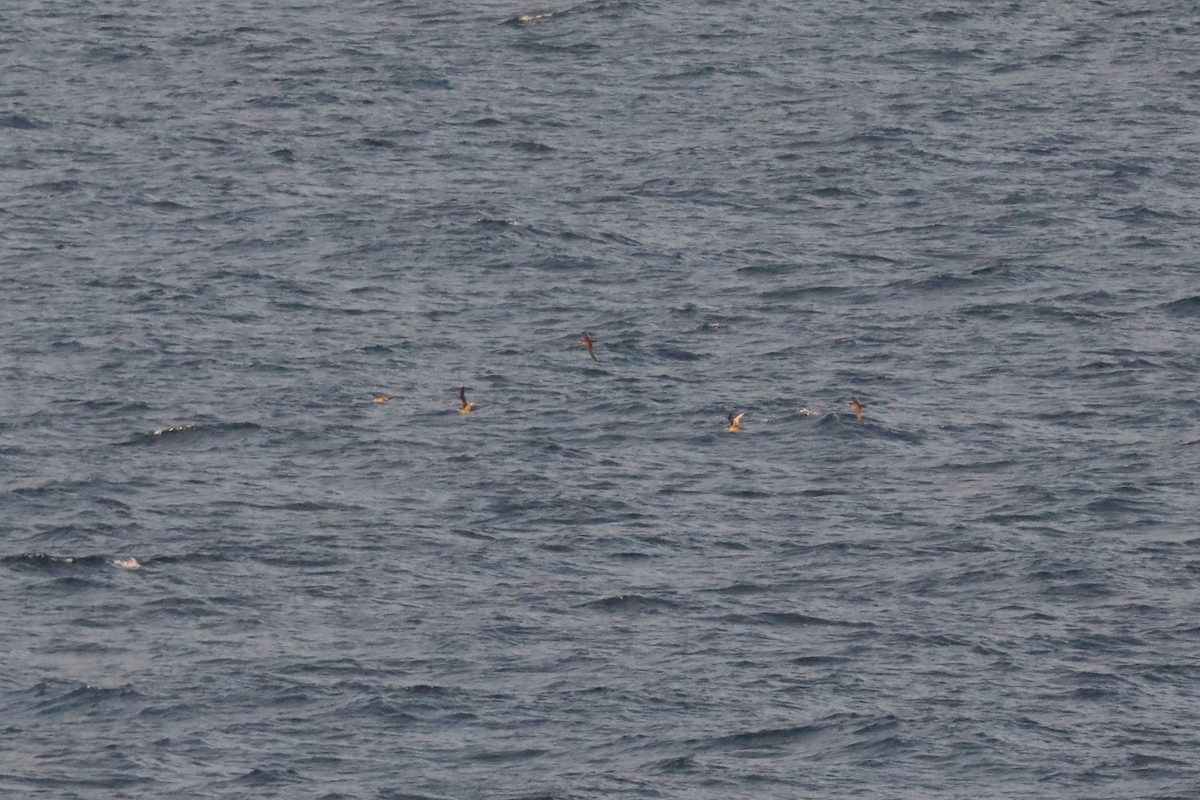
left=3, top=1, right=1200, bottom=797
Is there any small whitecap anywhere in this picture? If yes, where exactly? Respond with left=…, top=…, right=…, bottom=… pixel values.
left=112, top=557, right=141, bottom=570
left=152, top=424, right=197, bottom=436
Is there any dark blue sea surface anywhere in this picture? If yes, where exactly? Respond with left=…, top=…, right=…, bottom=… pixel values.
left=3, top=1, right=1200, bottom=797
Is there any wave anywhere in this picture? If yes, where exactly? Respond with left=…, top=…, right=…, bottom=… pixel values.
left=118, top=421, right=263, bottom=446
left=501, top=0, right=612, bottom=26
left=579, top=593, right=682, bottom=613
left=0, top=111, right=44, bottom=129
left=21, top=680, right=144, bottom=716
left=1161, top=295, right=1200, bottom=316
left=2, top=551, right=218, bottom=571
left=1, top=553, right=140, bottom=570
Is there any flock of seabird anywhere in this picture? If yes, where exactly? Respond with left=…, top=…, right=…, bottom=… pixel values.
left=111, top=331, right=863, bottom=573
left=144, top=331, right=865, bottom=432
left=367, top=332, right=866, bottom=430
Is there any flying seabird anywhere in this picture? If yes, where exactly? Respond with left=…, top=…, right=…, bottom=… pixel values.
left=848, top=397, right=863, bottom=422
left=372, top=393, right=390, bottom=404
left=457, top=387, right=475, bottom=414
left=725, top=411, right=744, bottom=432
left=578, top=331, right=598, bottom=362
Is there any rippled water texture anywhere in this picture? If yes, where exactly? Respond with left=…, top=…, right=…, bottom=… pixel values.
left=3, top=1, right=1200, bottom=798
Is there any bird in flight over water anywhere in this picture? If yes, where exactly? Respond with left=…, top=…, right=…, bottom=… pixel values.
left=372, top=393, right=390, bottom=404
left=848, top=397, right=863, bottom=422
left=578, top=331, right=598, bottom=362
left=725, top=411, right=744, bottom=432
left=458, top=387, right=475, bottom=414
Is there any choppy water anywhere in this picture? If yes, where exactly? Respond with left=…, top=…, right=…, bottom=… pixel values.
left=3, top=1, right=1200, bottom=797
